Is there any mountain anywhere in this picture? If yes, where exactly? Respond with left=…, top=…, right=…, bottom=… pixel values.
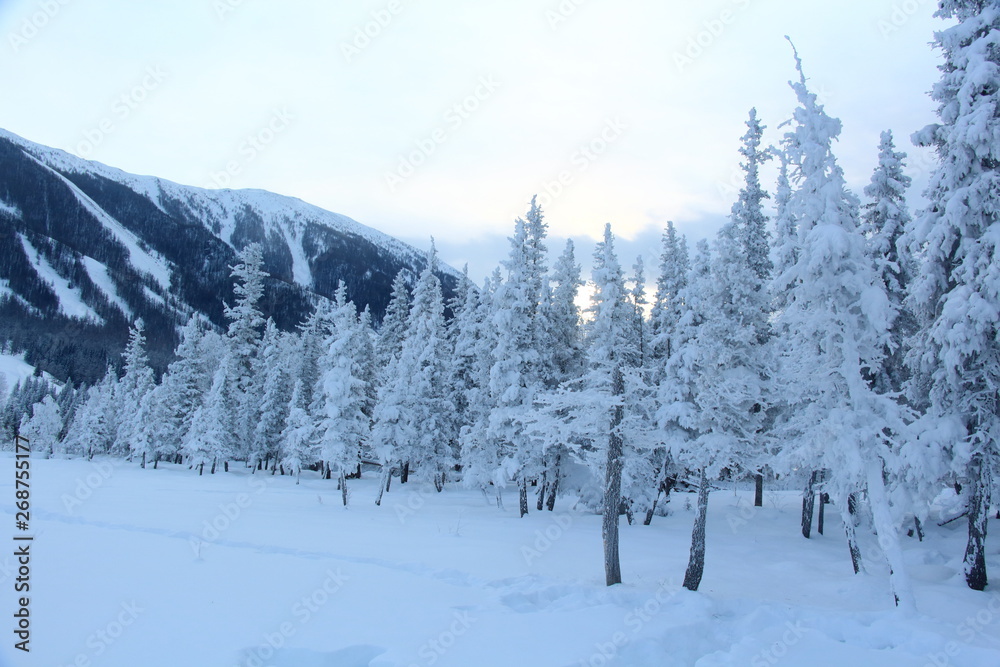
left=0, top=128, right=460, bottom=385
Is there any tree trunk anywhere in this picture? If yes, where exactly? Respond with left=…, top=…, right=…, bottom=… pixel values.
left=536, top=471, right=547, bottom=512
left=519, top=478, right=529, bottom=518
left=224, top=461, right=229, bottom=473
left=844, top=492, right=864, bottom=574
left=210, top=458, right=217, bottom=475
left=866, top=456, right=916, bottom=611
left=603, top=366, right=625, bottom=587
left=546, top=455, right=561, bottom=511
left=340, top=470, right=348, bottom=507
left=683, top=467, right=710, bottom=591
left=140, top=452, right=146, bottom=469
left=433, top=472, right=444, bottom=493
left=375, top=468, right=387, bottom=506
left=801, top=470, right=819, bottom=538
left=754, top=473, right=764, bottom=507
left=199, top=462, right=204, bottom=476
left=401, top=461, right=410, bottom=484
left=913, top=517, right=924, bottom=542
left=495, top=486, right=504, bottom=510
left=295, top=468, right=300, bottom=485
left=325, top=462, right=332, bottom=480
left=818, top=493, right=827, bottom=535
left=153, top=453, right=159, bottom=470
left=964, top=454, right=989, bottom=591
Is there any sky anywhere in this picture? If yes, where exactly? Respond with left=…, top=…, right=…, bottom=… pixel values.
left=0, top=0, right=947, bottom=283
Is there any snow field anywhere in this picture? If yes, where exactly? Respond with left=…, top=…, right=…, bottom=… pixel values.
left=1, top=456, right=997, bottom=667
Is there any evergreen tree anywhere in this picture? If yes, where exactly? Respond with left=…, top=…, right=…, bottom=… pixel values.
left=906, top=0, right=1000, bottom=592
left=19, top=395, right=61, bottom=458
left=279, top=381, right=313, bottom=483
left=776, top=45, right=913, bottom=609
left=586, top=224, right=636, bottom=586
left=251, top=320, right=292, bottom=471
left=114, top=320, right=156, bottom=461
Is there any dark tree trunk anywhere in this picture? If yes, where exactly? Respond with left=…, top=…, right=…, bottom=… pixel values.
left=325, top=462, right=332, bottom=480
left=912, top=517, right=924, bottom=541
left=536, top=471, right=547, bottom=512
left=754, top=473, right=764, bottom=507
left=376, top=467, right=390, bottom=506
left=965, top=454, right=989, bottom=591
left=153, top=453, right=159, bottom=470
left=683, top=467, right=710, bottom=591
left=224, top=461, right=229, bottom=473
left=386, top=468, right=393, bottom=492
left=845, top=492, right=863, bottom=574
left=434, top=472, right=444, bottom=493
left=801, top=470, right=819, bottom=538
left=401, top=461, right=410, bottom=484
left=603, top=366, right=625, bottom=587
left=519, top=478, right=529, bottom=518
left=818, top=493, right=828, bottom=535
left=199, top=462, right=204, bottom=476
left=140, top=452, right=146, bottom=469
left=546, top=455, right=561, bottom=511
left=210, top=458, right=216, bottom=475
left=340, top=471, right=348, bottom=506
left=621, top=498, right=634, bottom=525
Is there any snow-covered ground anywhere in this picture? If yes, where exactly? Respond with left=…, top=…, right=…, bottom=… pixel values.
left=2, top=455, right=998, bottom=667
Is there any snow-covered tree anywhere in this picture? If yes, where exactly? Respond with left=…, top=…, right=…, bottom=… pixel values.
left=650, top=221, right=689, bottom=363
left=733, top=108, right=774, bottom=284
left=905, top=0, right=1000, bottom=592
left=313, top=284, right=370, bottom=504
left=586, top=224, right=637, bottom=586
left=19, top=395, right=61, bottom=458
left=113, top=319, right=156, bottom=461
left=775, top=44, right=913, bottom=609
left=184, top=362, right=231, bottom=475
left=251, top=320, right=292, bottom=472
left=862, top=130, right=916, bottom=398
left=279, top=381, right=313, bottom=483
left=63, top=368, right=116, bottom=458
left=224, top=243, right=268, bottom=460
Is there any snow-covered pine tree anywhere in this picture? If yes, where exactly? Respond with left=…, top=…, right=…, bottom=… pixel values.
left=663, top=222, right=771, bottom=591
left=862, top=130, right=916, bottom=398
left=489, top=210, right=546, bottom=517
left=645, top=222, right=690, bottom=522
left=586, top=224, right=637, bottom=586
left=905, top=0, right=1000, bottom=592
left=372, top=243, right=451, bottom=495
left=223, top=243, right=268, bottom=463
left=279, top=381, right=313, bottom=483
left=19, top=395, right=61, bottom=458
left=312, top=283, right=370, bottom=505
left=376, top=270, right=412, bottom=368
left=459, top=271, right=502, bottom=504
left=114, top=319, right=156, bottom=464
left=251, top=320, right=292, bottom=472
left=776, top=44, right=913, bottom=609
left=63, top=368, right=116, bottom=458
left=730, top=108, right=776, bottom=506
left=535, top=240, right=584, bottom=511
left=184, top=362, right=231, bottom=475
left=771, top=149, right=798, bottom=309
left=650, top=222, right=689, bottom=363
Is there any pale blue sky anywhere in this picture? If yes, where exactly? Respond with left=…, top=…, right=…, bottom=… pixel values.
left=0, top=0, right=945, bottom=281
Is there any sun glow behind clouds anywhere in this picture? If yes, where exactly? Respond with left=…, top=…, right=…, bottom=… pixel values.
left=0, top=0, right=943, bottom=280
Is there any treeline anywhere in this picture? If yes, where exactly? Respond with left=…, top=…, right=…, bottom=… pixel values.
left=6, top=4, right=999, bottom=604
